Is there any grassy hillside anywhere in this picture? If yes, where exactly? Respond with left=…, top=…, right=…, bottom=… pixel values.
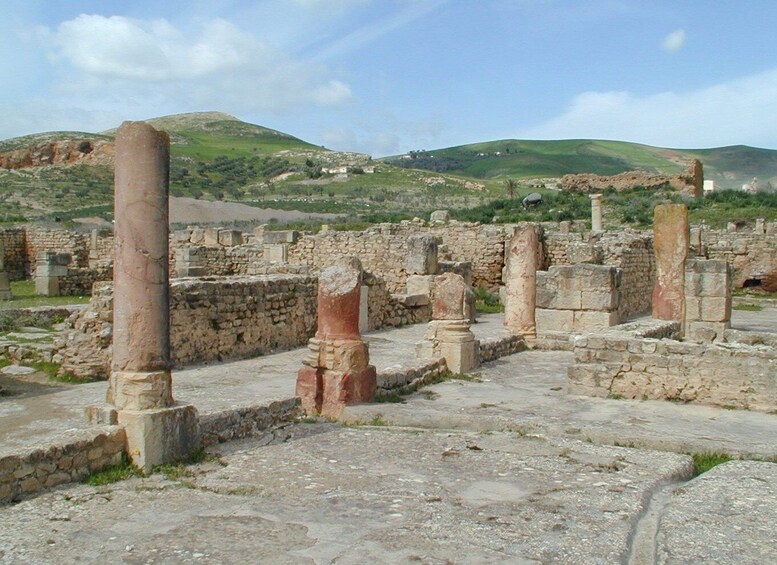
left=383, top=139, right=777, bottom=189
left=1, top=113, right=776, bottom=229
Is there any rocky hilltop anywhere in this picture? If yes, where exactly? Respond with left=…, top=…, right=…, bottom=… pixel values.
left=0, top=138, right=114, bottom=170
left=560, top=159, right=704, bottom=197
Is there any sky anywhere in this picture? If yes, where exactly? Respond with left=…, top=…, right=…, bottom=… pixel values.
left=1, top=0, right=777, bottom=156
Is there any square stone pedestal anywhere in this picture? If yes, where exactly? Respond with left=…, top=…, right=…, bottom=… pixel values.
left=416, top=319, right=480, bottom=374
left=297, top=366, right=377, bottom=419
left=118, top=404, right=200, bottom=473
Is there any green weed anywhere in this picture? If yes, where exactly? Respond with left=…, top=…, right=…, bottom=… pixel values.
left=691, top=452, right=733, bottom=475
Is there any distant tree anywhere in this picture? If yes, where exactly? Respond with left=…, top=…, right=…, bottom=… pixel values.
left=503, top=178, right=517, bottom=199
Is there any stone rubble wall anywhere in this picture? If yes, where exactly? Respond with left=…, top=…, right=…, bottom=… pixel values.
left=57, top=264, right=114, bottom=297
left=0, top=427, right=126, bottom=504
left=199, top=398, right=302, bottom=446
left=568, top=323, right=777, bottom=412
left=54, top=273, right=432, bottom=379
left=0, top=228, right=26, bottom=279
left=698, top=225, right=777, bottom=291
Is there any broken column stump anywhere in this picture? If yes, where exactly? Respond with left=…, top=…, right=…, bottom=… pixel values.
left=296, top=258, right=376, bottom=418
left=416, top=272, right=479, bottom=374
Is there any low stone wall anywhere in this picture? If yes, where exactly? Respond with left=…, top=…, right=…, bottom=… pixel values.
left=57, top=264, right=113, bottom=296
left=568, top=322, right=777, bottom=412
left=700, top=225, right=777, bottom=291
left=0, top=427, right=126, bottom=504
left=376, top=358, right=449, bottom=396
left=0, top=228, right=26, bottom=279
left=199, top=398, right=302, bottom=446
left=479, top=335, right=527, bottom=363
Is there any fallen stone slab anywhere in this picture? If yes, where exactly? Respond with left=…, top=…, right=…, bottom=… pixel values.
left=656, top=460, right=777, bottom=564
left=0, top=425, right=693, bottom=564
left=0, top=365, right=37, bottom=376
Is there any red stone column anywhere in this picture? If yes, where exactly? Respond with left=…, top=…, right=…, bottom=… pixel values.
left=503, top=224, right=541, bottom=337
left=101, top=121, right=198, bottom=473
left=108, top=121, right=173, bottom=409
left=652, top=203, right=689, bottom=324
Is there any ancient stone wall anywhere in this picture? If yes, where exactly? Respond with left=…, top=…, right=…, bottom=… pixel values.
left=57, top=264, right=113, bottom=296
left=560, top=159, right=703, bottom=197
left=568, top=323, right=776, bottom=412
left=0, top=427, right=126, bottom=503
left=0, top=228, right=26, bottom=279
left=698, top=224, right=777, bottom=292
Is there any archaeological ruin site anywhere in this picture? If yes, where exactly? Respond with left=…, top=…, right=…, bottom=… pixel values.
left=0, top=121, right=775, bottom=563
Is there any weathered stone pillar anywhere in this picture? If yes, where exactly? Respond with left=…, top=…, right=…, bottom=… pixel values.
left=406, top=234, right=438, bottom=275
left=503, top=224, right=541, bottom=338
left=684, top=259, right=731, bottom=342
left=590, top=194, right=603, bottom=232
left=0, top=241, right=11, bottom=300
left=652, top=203, right=689, bottom=325
left=107, top=121, right=198, bottom=472
left=34, top=252, right=71, bottom=296
left=416, top=272, right=479, bottom=374
left=296, top=258, right=376, bottom=418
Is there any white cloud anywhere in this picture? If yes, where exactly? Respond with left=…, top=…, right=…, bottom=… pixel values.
left=519, top=67, right=777, bottom=149
left=41, top=14, right=353, bottom=111
left=661, top=28, right=686, bottom=53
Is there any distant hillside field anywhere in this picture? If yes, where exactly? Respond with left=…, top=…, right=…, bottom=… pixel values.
left=382, top=139, right=777, bottom=189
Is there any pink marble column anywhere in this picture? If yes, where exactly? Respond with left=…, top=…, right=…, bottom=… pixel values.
left=297, top=258, right=376, bottom=418
left=108, top=121, right=173, bottom=410
left=503, top=224, right=541, bottom=337
left=652, top=203, right=689, bottom=323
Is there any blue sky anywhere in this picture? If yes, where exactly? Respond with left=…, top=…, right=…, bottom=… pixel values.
left=2, top=0, right=777, bottom=156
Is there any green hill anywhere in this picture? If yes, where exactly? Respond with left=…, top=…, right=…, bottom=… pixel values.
left=382, top=139, right=777, bottom=189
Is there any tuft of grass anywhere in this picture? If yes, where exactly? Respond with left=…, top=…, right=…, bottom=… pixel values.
left=733, top=303, right=763, bottom=312
left=369, top=415, right=389, bottom=427
left=83, top=455, right=143, bottom=485
left=691, top=452, right=733, bottom=476
left=424, top=371, right=483, bottom=386
left=374, top=391, right=406, bottom=404
left=607, top=393, right=626, bottom=400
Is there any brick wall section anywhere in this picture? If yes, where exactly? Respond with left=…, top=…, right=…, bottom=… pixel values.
left=568, top=323, right=777, bottom=412
left=0, top=427, right=126, bottom=504
left=0, top=228, right=27, bottom=279
left=57, top=264, right=113, bottom=296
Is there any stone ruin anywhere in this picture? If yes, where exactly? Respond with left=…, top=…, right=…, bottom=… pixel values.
left=560, top=159, right=704, bottom=198
left=0, top=122, right=774, bottom=499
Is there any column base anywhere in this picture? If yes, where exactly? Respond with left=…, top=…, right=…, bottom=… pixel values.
left=296, top=366, right=377, bottom=419
left=118, top=403, right=200, bottom=473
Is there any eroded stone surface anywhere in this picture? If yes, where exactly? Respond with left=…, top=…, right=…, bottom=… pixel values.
left=0, top=426, right=693, bottom=564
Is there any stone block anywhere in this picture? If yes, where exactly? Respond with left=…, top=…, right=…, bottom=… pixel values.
left=573, top=310, right=619, bottom=331
left=699, top=297, right=731, bottom=322
left=440, top=338, right=479, bottom=374
left=118, top=403, right=200, bottom=473
left=580, top=290, right=619, bottom=312
left=430, top=210, right=451, bottom=222
left=536, top=309, right=574, bottom=333
left=407, top=274, right=435, bottom=296
left=684, top=296, right=701, bottom=321
left=190, top=229, right=205, bottom=244
left=545, top=289, right=582, bottom=310
left=686, top=321, right=728, bottom=343
left=264, top=243, right=288, bottom=262
left=173, top=229, right=191, bottom=243
left=218, top=230, right=243, bottom=247
left=85, top=404, right=118, bottom=425
left=406, top=234, right=438, bottom=275
left=359, top=285, right=369, bottom=334
left=35, top=276, right=60, bottom=297
left=203, top=228, right=220, bottom=246
left=566, top=242, right=603, bottom=265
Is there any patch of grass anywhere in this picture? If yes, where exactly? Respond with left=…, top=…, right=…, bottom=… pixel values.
left=733, top=303, right=764, bottom=312
left=474, top=287, right=504, bottom=314
left=369, top=415, right=389, bottom=427
left=0, top=280, right=90, bottom=310
left=691, top=452, right=733, bottom=476
left=83, top=455, right=143, bottom=485
left=424, top=371, right=483, bottom=386
left=27, top=361, right=61, bottom=380
left=375, top=391, right=406, bottom=403
left=607, top=393, right=626, bottom=400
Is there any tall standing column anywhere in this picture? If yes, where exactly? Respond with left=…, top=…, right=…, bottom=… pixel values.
left=109, top=121, right=173, bottom=409
left=503, top=224, right=541, bottom=338
left=106, top=121, right=198, bottom=472
left=652, top=203, right=689, bottom=325
left=590, top=194, right=603, bottom=232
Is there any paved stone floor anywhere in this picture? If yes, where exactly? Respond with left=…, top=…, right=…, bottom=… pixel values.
left=1, top=308, right=776, bottom=563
